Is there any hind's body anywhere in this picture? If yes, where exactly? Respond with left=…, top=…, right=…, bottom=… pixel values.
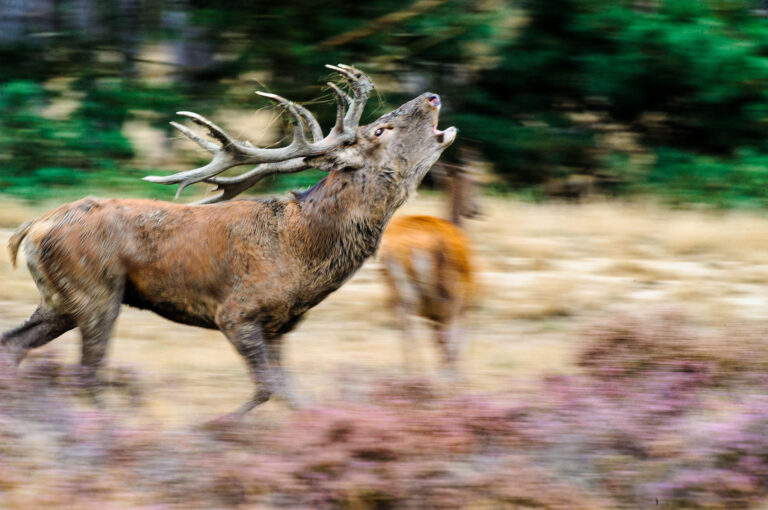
left=379, top=215, right=475, bottom=373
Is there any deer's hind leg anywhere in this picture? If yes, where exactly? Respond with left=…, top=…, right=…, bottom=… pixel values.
left=2, top=246, right=77, bottom=368
left=76, top=286, right=124, bottom=402
left=0, top=307, right=76, bottom=368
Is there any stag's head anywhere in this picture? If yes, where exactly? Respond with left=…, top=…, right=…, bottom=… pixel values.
left=363, top=93, right=456, bottom=192
left=309, top=91, right=456, bottom=206
left=144, top=64, right=455, bottom=206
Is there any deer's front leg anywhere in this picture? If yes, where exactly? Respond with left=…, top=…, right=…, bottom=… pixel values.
left=216, top=317, right=275, bottom=416
left=266, top=337, right=305, bottom=409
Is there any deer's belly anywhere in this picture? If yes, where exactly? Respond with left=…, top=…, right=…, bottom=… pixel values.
left=122, top=277, right=218, bottom=329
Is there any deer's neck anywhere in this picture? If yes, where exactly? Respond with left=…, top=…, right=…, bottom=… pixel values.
left=292, top=169, right=396, bottom=279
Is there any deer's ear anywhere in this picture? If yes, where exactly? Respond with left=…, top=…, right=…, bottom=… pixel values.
left=306, top=148, right=365, bottom=173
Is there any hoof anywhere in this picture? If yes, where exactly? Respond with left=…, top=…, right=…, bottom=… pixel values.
left=203, top=412, right=243, bottom=429
left=282, top=393, right=310, bottom=411
left=198, top=412, right=253, bottom=443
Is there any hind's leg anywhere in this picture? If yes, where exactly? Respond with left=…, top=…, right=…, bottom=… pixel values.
left=384, top=259, right=423, bottom=372
left=395, top=304, right=421, bottom=372
left=434, top=318, right=463, bottom=380
left=0, top=307, right=76, bottom=367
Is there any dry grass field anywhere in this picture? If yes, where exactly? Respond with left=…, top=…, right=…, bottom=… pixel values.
left=2, top=195, right=768, bottom=424
left=6, top=195, right=768, bottom=508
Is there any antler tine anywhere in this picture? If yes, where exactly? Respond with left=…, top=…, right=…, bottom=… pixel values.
left=293, top=103, right=323, bottom=143
left=255, top=92, right=322, bottom=142
left=325, top=64, right=374, bottom=132
left=169, top=120, right=220, bottom=152
left=255, top=92, right=311, bottom=149
left=144, top=115, right=241, bottom=194
left=327, top=82, right=347, bottom=136
left=325, top=64, right=356, bottom=82
left=194, top=158, right=309, bottom=205
left=144, top=64, right=374, bottom=201
left=176, top=111, right=235, bottom=147
left=329, top=81, right=352, bottom=105
left=144, top=156, right=232, bottom=199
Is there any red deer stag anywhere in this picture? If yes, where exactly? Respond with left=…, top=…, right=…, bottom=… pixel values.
left=379, top=159, right=482, bottom=377
left=1, top=64, right=456, bottom=415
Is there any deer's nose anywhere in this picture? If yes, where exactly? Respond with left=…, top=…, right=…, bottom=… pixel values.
left=428, top=94, right=440, bottom=107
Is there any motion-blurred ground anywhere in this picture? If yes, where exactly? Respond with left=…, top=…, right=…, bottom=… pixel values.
left=3, top=196, right=768, bottom=508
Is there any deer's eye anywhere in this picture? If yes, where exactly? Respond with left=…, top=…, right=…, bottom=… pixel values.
left=374, top=127, right=385, bottom=137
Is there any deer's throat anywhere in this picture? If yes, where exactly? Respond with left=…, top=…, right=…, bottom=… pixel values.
left=295, top=172, right=393, bottom=275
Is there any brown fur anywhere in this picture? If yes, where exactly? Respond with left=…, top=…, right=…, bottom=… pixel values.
left=379, top=165, right=481, bottom=375
left=381, top=215, right=475, bottom=319
left=1, top=92, right=456, bottom=414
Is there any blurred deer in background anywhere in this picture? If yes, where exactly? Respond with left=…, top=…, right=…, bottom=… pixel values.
left=379, top=149, right=483, bottom=377
left=1, top=64, right=458, bottom=415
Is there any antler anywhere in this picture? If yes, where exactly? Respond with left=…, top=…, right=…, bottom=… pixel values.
left=144, top=64, right=374, bottom=202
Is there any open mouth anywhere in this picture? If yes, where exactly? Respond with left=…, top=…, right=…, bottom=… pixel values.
left=428, top=95, right=456, bottom=146
left=432, top=124, right=457, bottom=145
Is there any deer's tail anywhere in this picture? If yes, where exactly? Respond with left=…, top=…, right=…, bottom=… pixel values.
left=8, top=220, right=34, bottom=269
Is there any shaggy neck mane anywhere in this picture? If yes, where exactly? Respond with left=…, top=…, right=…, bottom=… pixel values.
left=291, top=168, right=395, bottom=281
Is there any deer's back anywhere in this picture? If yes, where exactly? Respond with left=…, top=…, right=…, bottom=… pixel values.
left=380, top=215, right=474, bottom=321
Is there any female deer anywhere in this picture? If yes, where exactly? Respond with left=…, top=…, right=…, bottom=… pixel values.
left=379, top=157, right=482, bottom=377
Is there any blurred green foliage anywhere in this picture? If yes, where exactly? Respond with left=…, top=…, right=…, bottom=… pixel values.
left=455, top=0, right=768, bottom=205
left=2, top=0, right=768, bottom=206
